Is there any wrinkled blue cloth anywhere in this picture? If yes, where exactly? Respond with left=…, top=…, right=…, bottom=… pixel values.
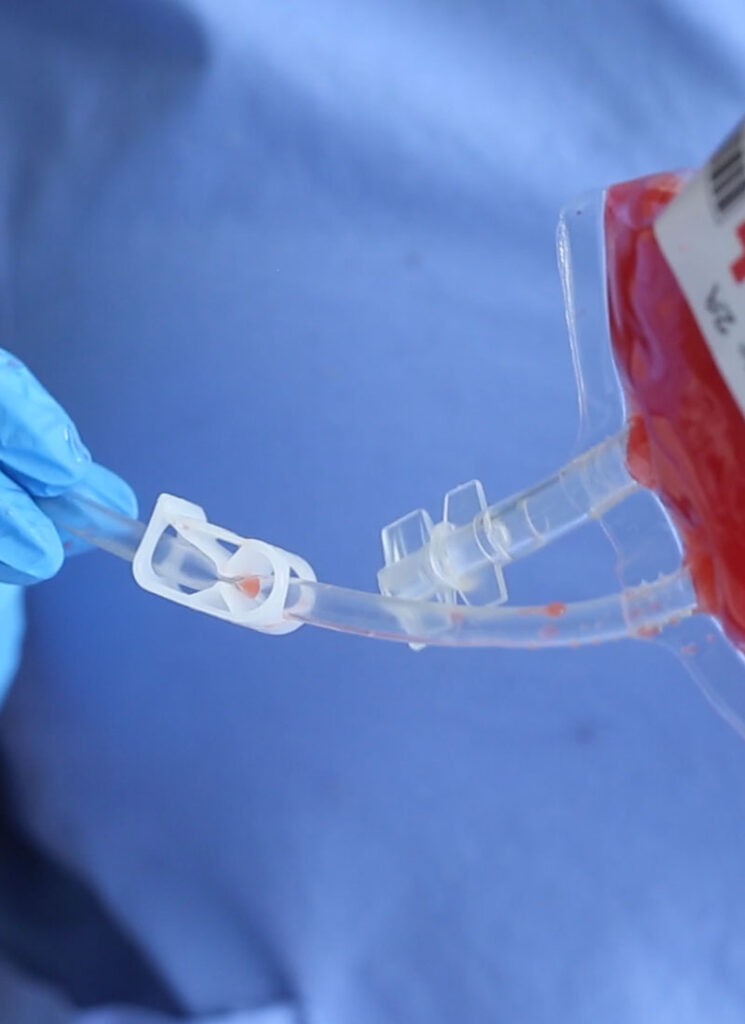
left=3, top=1, right=745, bottom=1023
left=0, top=955, right=293, bottom=1024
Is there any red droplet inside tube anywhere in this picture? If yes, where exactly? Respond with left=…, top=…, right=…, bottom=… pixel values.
left=237, top=576, right=261, bottom=599
left=544, top=601, right=567, bottom=618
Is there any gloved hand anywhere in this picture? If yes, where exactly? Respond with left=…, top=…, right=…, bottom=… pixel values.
left=0, top=349, right=137, bottom=697
left=0, top=349, right=137, bottom=584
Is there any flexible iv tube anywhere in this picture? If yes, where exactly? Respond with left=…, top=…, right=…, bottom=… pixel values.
left=278, top=570, right=696, bottom=648
left=37, top=431, right=699, bottom=648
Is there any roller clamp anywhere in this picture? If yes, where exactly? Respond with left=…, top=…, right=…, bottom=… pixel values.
left=132, top=494, right=315, bottom=635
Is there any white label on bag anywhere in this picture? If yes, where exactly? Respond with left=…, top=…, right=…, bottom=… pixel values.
left=654, top=120, right=745, bottom=418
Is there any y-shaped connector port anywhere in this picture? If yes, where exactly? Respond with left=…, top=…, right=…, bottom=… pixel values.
left=379, top=480, right=508, bottom=607
left=377, top=431, right=640, bottom=646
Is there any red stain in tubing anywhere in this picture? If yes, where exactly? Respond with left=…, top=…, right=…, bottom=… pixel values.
left=544, top=601, right=567, bottom=618
left=237, top=576, right=261, bottom=599
left=605, top=172, right=745, bottom=650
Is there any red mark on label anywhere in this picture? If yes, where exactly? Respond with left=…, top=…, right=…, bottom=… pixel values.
left=730, top=221, right=745, bottom=283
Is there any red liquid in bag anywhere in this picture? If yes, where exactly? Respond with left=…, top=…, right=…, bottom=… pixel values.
left=605, top=173, right=745, bottom=649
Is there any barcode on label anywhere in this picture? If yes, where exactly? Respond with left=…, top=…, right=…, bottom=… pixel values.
left=655, top=117, right=745, bottom=425
left=709, top=124, right=745, bottom=218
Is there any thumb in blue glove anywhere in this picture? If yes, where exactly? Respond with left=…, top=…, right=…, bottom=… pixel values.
left=0, top=349, right=137, bottom=585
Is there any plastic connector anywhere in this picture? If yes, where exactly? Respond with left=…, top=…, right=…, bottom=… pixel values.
left=378, top=480, right=508, bottom=607
left=132, top=494, right=315, bottom=635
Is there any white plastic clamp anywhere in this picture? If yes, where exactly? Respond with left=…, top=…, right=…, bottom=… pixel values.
left=132, top=494, right=316, bottom=635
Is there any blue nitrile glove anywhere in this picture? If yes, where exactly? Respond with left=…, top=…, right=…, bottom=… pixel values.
left=0, top=349, right=137, bottom=584
left=0, top=349, right=137, bottom=697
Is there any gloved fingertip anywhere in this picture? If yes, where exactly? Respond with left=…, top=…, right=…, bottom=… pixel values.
left=0, top=564, right=38, bottom=586
left=103, top=474, right=138, bottom=520
left=21, top=420, right=93, bottom=497
left=22, top=520, right=65, bottom=582
left=61, top=420, right=92, bottom=478
left=0, top=506, right=64, bottom=583
left=0, top=352, right=93, bottom=494
left=47, top=463, right=138, bottom=559
left=75, top=462, right=139, bottom=519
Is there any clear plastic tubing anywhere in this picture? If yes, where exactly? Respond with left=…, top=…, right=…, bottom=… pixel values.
left=39, top=432, right=699, bottom=648
left=380, top=429, right=640, bottom=601
left=284, top=570, right=697, bottom=648
left=37, top=492, right=220, bottom=592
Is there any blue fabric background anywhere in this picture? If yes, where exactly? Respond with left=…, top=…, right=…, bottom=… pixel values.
left=2, top=1, right=745, bottom=1021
